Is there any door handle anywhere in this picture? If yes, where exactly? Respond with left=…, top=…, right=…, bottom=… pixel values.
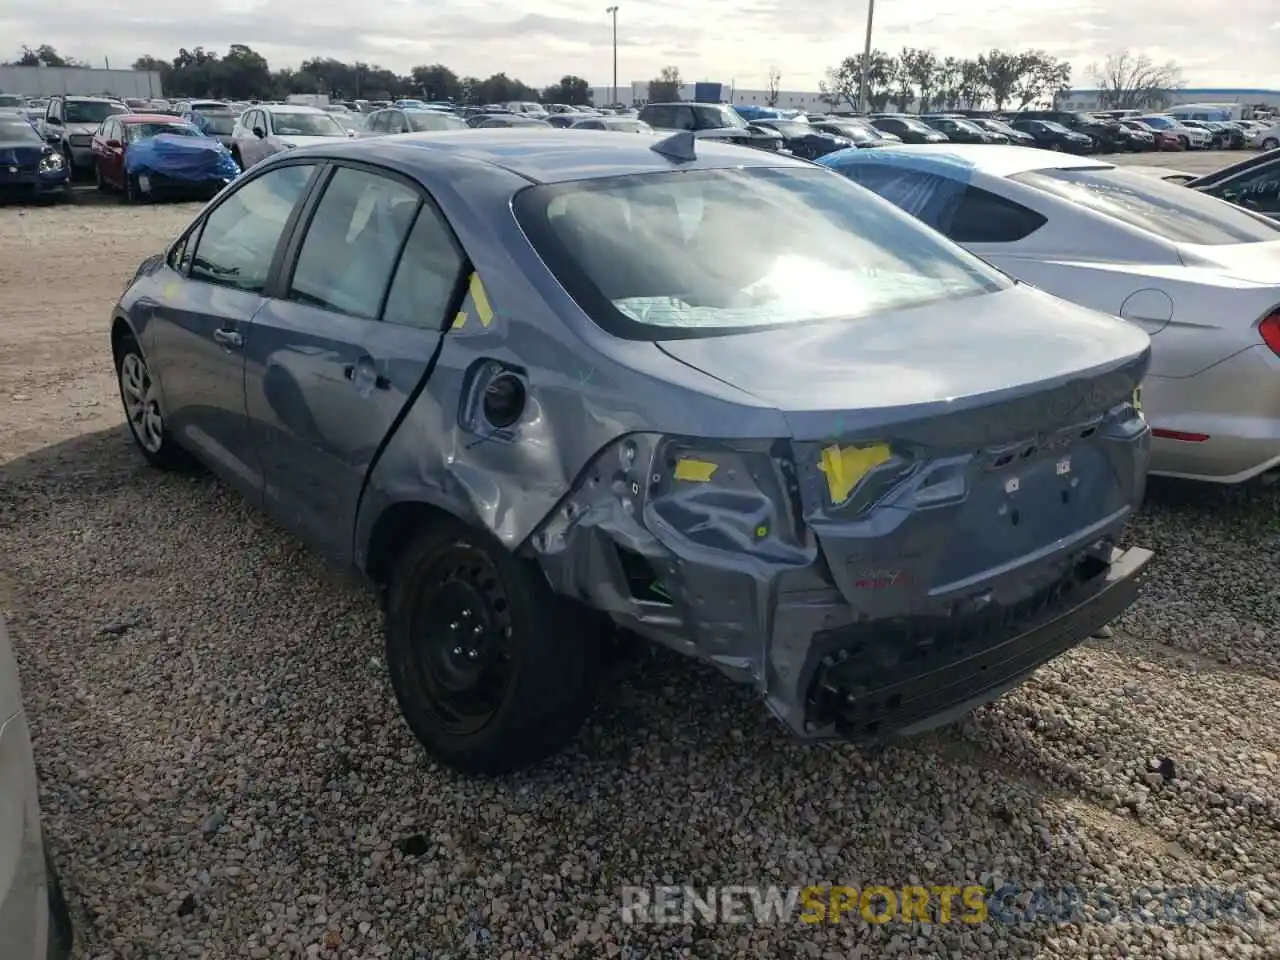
left=343, top=361, right=390, bottom=390
left=212, top=328, right=243, bottom=349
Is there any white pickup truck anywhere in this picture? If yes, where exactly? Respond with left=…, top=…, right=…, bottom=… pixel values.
left=35, top=95, right=126, bottom=175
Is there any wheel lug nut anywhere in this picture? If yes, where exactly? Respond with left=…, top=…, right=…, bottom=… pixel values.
left=452, top=646, right=463, bottom=656
left=449, top=621, right=459, bottom=630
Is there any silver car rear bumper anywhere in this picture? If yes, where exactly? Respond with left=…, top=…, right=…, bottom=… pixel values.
left=0, top=708, right=52, bottom=960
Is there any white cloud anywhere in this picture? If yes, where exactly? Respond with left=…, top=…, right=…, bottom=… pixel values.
left=1, top=0, right=1278, bottom=90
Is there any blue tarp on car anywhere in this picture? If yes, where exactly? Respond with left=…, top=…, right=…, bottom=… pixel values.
left=125, top=133, right=240, bottom=181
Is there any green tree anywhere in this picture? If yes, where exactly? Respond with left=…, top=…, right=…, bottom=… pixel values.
left=541, top=75, right=592, bottom=105
left=410, top=64, right=460, bottom=101
left=647, top=65, right=682, bottom=102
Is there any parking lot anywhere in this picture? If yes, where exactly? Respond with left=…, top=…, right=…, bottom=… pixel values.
left=2, top=148, right=1279, bottom=959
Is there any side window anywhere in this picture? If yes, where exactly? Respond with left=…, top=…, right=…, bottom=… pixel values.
left=942, top=186, right=1047, bottom=244
left=1216, top=168, right=1280, bottom=212
left=168, top=232, right=189, bottom=271
left=387, top=112, right=408, bottom=134
left=644, top=105, right=673, bottom=128
left=189, top=164, right=317, bottom=292
left=672, top=107, right=697, bottom=131
left=49, top=99, right=61, bottom=121
left=383, top=204, right=466, bottom=330
left=367, top=111, right=385, bottom=132
left=288, top=167, right=421, bottom=319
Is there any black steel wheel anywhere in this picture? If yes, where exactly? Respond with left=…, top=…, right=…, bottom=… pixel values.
left=385, top=519, right=599, bottom=774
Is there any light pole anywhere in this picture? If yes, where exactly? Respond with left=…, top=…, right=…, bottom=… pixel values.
left=859, top=0, right=875, bottom=113
left=606, top=6, right=619, bottom=107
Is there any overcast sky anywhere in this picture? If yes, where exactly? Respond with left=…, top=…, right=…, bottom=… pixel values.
left=3, top=0, right=1279, bottom=91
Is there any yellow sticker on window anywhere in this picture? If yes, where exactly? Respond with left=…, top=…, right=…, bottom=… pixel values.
left=470, top=273, right=494, bottom=327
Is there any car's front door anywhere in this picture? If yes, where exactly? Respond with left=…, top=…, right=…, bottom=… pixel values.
left=246, top=162, right=468, bottom=560
left=147, top=161, right=321, bottom=497
left=239, top=109, right=268, bottom=167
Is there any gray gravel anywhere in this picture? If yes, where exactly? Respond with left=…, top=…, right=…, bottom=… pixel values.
left=3, top=198, right=1280, bottom=960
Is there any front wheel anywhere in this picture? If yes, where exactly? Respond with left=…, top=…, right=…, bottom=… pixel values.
left=385, top=519, right=599, bottom=775
left=1262, top=138, right=1279, bottom=151
left=114, top=335, right=194, bottom=471
left=1179, top=136, right=1190, bottom=151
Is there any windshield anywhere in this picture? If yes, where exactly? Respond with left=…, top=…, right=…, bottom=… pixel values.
left=822, top=122, right=876, bottom=142
left=939, top=118, right=983, bottom=134
left=695, top=105, right=748, bottom=130
left=1013, top=167, right=1280, bottom=245
left=1124, top=120, right=1153, bottom=132
left=892, top=117, right=934, bottom=133
left=66, top=101, right=125, bottom=123
left=406, top=111, right=467, bottom=132
left=1140, top=116, right=1173, bottom=129
left=606, top=119, right=651, bottom=132
left=125, top=122, right=200, bottom=142
left=0, top=118, right=42, bottom=142
left=195, top=112, right=236, bottom=134
left=980, top=119, right=1015, bottom=134
left=1038, top=120, right=1069, bottom=133
left=513, top=166, right=1007, bottom=338
left=270, top=111, right=345, bottom=136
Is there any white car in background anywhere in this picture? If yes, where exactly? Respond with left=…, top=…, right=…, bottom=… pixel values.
left=1135, top=114, right=1212, bottom=150
left=1249, top=122, right=1280, bottom=151
left=1, top=618, right=73, bottom=960
left=229, top=103, right=353, bottom=169
left=820, top=143, right=1280, bottom=484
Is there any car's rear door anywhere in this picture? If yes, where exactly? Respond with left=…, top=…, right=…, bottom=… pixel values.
left=246, top=161, right=469, bottom=561
left=147, top=160, right=322, bottom=498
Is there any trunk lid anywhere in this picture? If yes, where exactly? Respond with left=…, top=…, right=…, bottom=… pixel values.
left=1178, top=239, right=1280, bottom=284
left=657, top=284, right=1151, bottom=611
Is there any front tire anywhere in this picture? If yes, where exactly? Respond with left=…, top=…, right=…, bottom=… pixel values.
left=1263, top=138, right=1279, bottom=151
left=385, top=519, right=599, bottom=775
left=114, top=334, right=193, bottom=471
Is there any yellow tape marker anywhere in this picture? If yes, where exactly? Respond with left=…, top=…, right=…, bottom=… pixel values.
left=674, top=458, right=718, bottom=482
left=818, top=443, right=891, bottom=505
left=162, top=281, right=181, bottom=302
left=452, top=311, right=468, bottom=329
left=470, top=273, right=494, bottom=327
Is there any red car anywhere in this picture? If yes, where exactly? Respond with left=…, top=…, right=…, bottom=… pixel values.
left=90, top=114, right=207, bottom=200
left=1122, top=119, right=1182, bottom=152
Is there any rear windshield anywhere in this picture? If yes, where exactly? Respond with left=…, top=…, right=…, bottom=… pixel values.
left=513, top=166, right=1008, bottom=339
left=406, top=111, right=467, bottom=132
left=271, top=112, right=346, bottom=136
left=195, top=112, right=236, bottom=134
left=1012, top=167, right=1280, bottom=245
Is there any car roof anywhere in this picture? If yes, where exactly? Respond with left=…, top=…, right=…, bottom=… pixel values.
left=830, top=143, right=1112, bottom=178
left=119, top=114, right=185, bottom=124
left=299, top=128, right=814, bottom=184
left=264, top=104, right=325, bottom=114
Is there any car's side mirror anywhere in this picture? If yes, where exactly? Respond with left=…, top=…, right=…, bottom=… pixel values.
left=106, top=138, right=121, bottom=149
left=46, top=116, right=61, bottom=125
left=252, top=127, right=266, bottom=139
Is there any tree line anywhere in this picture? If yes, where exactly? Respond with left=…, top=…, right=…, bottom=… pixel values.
left=3, top=44, right=594, bottom=107
left=5, top=42, right=1185, bottom=113
left=811, top=46, right=1180, bottom=113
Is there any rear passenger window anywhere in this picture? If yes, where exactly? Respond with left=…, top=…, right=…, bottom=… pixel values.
left=189, top=163, right=316, bottom=292
left=942, top=186, right=1047, bottom=243
left=288, top=167, right=421, bottom=319
left=382, top=206, right=466, bottom=330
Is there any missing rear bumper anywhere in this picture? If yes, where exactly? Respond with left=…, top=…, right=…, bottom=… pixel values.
left=806, top=545, right=1153, bottom=741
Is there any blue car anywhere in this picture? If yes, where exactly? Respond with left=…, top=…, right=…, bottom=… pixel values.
left=109, top=129, right=1154, bottom=773
left=0, top=113, right=70, bottom=202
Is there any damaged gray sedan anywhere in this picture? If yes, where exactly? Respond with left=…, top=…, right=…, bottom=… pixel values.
left=109, top=128, right=1155, bottom=774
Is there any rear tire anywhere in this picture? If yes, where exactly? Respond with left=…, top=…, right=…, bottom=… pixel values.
left=385, top=518, right=599, bottom=775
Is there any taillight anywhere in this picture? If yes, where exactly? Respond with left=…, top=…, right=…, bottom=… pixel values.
left=1260, top=310, right=1280, bottom=356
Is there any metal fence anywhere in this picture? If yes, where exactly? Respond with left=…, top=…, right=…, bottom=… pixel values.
left=0, top=66, right=165, bottom=99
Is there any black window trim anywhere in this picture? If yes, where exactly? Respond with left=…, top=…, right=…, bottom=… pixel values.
left=170, top=157, right=325, bottom=292
left=269, top=158, right=474, bottom=331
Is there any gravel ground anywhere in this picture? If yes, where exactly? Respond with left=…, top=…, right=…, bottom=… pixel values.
left=2, top=169, right=1279, bottom=960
